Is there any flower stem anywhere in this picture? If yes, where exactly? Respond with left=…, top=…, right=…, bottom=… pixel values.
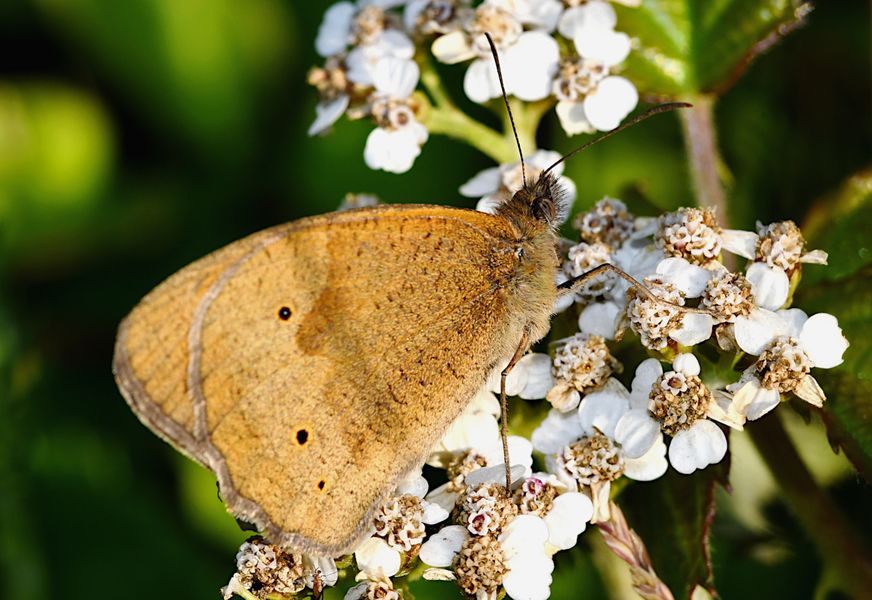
left=748, top=412, right=872, bottom=597
left=424, top=106, right=517, bottom=164
left=678, top=95, right=729, bottom=223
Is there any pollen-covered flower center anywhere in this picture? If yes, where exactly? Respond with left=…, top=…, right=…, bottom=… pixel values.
left=755, top=336, right=811, bottom=393
left=370, top=96, right=417, bottom=131
left=353, top=6, right=389, bottom=45
left=515, top=477, right=560, bottom=516
left=373, top=494, right=426, bottom=552
left=455, top=483, right=519, bottom=536
left=573, top=197, right=635, bottom=248
left=446, top=451, right=488, bottom=489
left=756, top=220, right=805, bottom=272
left=700, top=270, right=754, bottom=322
left=656, top=207, right=722, bottom=265
left=308, top=57, right=351, bottom=102
left=362, top=579, right=400, bottom=600
left=648, top=371, right=713, bottom=435
left=454, top=535, right=508, bottom=598
left=553, top=57, right=609, bottom=102
left=234, top=537, right=306, bottom=596
left=559, top=431, right=625, bottom=485
left=469, top=5, right=522, bottom=53
left=563, top=242, right=614, bottom=298
left=552, top=332, right=620, bottom=392
left=627, top=277, right=685, bottom=350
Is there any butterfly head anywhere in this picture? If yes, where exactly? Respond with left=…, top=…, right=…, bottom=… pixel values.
left=503, top=170, right=571, bottom=231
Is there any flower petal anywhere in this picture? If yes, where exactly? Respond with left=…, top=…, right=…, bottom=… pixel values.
left=372, top=56, right=420, bottom=98
left=746, top=262, right=789, bottom=310
left=532, top=408, right=585, bottom=454
left=799, top=313, right=848, bottom=369
left=504, top=31, right=560, bottom=101
left=466, top=463, right=526, bottom=488
left=668, top=420, right=727, bottom=475
left=734, top=308, right=790, bottom=356
left=623, top=435, right=668, bottom=480
left=354, top=537, right=400, bottom=578
left=464, top=57, right=502, bottom=103
left=673, top=353, right=701, bottom=376
left=308, top=95, right=350, bottom=136
left=575, top=26, right=631, bottom=66
left=395, top=471, right=428, bottom=497
left=422, top=501, right=451, bottom=525
left=558, top=2, right=617, bottom=39
left=517, top=353, right=556, bottom=399
left=578, top=300, right=623, bottom=339
left=459, top=166, right=501, bottom=197
left=543, top=492, right=593, bottom=551
left=419, top=525, right=468, bottom=567
left=720, top=228, right=759, bottom=259
left=556, top=100, right=594, bottom=136
left=315, top=1, right=355, bottom=57
left=656, top=257, right=712, bottom=297
left=582, top=76, right=638, bottom=131
left=614, top=409, right=661, bottom=458
left=794, top=374, right=826, bottom=406
left=578, top=384, right=630, bottom=439
left=800, top=249, right=829, bottom=264
left=431, top=30, right=476, bottom=64
left=671, top=312, right=714, bottom=347
left=500, top=514, right=550, bottom=553
left=630, top=358, right=663, bottom=407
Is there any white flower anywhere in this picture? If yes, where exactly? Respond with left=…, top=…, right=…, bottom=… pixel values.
left=421, top=515, right=555, bottom=600
left=617, top=355, right=745, bottom=475
left=431, top=3, right=560, bottom=103
left=345, top=577, right=401, bottom=600
left=745, top=220, right=828, bottom=311
left=490, top=0, right=564, bottom=32
left=429, top=387, right=501, bottom=464
left=461, top=150, right=576, bottom=224
left=404, top=0, right=473, bottom=35
left=655, top=207, right=758, bottom=267
left=552, top=1, right=637, bottom=133
left=532, top=378, right=668, bottom=521
left=308, top=57, right=355, bottom=136
left=515, top=474, right=594, bottom=552
left=546, top=332, right=621, bottom=412
left=727, top=310, right=848, bottom=420
left=363, top=57, right=428, bottom=173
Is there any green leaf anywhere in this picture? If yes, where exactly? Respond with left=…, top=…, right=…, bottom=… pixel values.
left=797, top=270, right=872, bottom=481
left=802, top=168, right=872, bottom=284
left=620, top=458, right=729, bottom=599
left=616, top=0, right=810, bottom=96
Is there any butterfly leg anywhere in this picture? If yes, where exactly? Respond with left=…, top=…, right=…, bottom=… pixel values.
left=500, top=328, right=530, bottom=491
left=558, top=263, right=713, bottom=315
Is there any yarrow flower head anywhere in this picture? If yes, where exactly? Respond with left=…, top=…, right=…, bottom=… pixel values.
left=533, top=378, right=668, bottom=521
left=727, top=309, right=848, bottom=420
left=432, top=1, right=561, bottom=103
left=615, top=354, right=747, bottom=474
left=654, top=207, right=757, bottom=267
left=546, top=332, right=622, bottom=411
left=222, top=537, right=337, bottom=600
left=745, top=220, right=829, bottom=311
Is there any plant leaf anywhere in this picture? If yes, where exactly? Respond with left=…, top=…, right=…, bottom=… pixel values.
left=619, top=457, right=729, bottom=599
left=616, top=0, right=811, bottom=97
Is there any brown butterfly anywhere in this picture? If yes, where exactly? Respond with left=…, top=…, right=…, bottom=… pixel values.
left=113, top=34, right=688, bottom=556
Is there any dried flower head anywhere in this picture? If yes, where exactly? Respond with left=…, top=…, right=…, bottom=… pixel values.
left=454, top=483, right=519, bottom=536
left=655, top=207, right=722, bottom=265
left=573, top=197, right=635, bottom=248
left=648, top=370, right=714, bottom=436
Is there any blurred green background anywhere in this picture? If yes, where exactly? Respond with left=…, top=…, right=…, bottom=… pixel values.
left=1, top=1, right=871, bottom=599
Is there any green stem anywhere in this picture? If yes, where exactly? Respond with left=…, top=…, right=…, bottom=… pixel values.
left=748, top=412, right=872, bottom=597
left=678, top=95, right=729, bottom=223
left=424, top=106, right=517, bottom=164
left=418, top=54, right=455, bottom=110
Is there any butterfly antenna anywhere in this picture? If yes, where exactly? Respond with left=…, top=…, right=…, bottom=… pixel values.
left=485, top=32, right=527, bottom=189
left=542, top=102, right=692, bottom=178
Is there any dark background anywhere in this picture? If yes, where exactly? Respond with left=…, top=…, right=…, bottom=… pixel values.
left=1, top=1, right=870, bottom=598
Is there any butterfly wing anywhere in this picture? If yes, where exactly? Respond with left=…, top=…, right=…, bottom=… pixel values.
left=114, top=205, right=535, bottom=555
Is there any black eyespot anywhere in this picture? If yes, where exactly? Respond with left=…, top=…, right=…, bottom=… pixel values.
left=278, top=306, right=292, bottom=320
left=296, top=429, right=309, bottom=445
left=317, top=480, right=326, bottom=490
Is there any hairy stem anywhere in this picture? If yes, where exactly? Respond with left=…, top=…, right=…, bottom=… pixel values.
left=678, top=95, right=729, bottom=223
left=748, top=412, right=872, bottom=597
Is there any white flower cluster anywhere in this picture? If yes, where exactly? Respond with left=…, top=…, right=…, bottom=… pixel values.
left=309, top=0, right=641, bottom=173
